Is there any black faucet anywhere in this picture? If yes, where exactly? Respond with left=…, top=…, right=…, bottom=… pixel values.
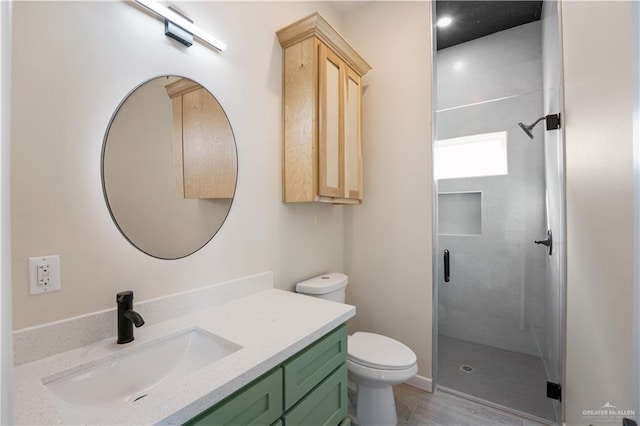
left=116, top=291, right=145, bottom=344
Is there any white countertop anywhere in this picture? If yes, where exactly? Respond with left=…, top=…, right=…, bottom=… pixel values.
left=14, top=289, right=355, bottom=425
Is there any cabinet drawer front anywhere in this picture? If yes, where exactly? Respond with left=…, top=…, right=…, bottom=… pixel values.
left=185, top=368, right=283, bottom=426
left=283, top=363, right=348, bottom=426
left=283, top=325, right=347, bottom=410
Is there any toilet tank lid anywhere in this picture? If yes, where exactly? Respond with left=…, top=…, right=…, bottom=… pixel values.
left=295, top=272, right=348, bottom=295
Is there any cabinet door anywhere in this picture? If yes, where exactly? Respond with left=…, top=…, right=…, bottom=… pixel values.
left=181, top=87, right=237, bottom=199
left=282, top=324, right=347, bottom=410
left=283, top=363, right=348, bottom=426
left=185, top=368, right=283, bottom=426
left=343, top=67, right=363, bottom=200
left=318, top=43, right=345, bottom=198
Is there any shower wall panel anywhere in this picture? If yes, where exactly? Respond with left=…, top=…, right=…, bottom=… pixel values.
left=437, top=21, right=542, bottom=111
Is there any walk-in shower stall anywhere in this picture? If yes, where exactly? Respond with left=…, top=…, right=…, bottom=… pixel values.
left=432, top=1, right=565, bottom=424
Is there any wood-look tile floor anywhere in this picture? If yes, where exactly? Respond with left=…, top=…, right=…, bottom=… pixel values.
left=393, top=384, right=548, bottom=426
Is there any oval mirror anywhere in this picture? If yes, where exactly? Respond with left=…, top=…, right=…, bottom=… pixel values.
left=102, top=76, right=237, bottom=259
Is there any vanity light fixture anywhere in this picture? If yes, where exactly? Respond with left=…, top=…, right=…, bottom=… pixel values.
left=134, top=0, right=227, bottom=51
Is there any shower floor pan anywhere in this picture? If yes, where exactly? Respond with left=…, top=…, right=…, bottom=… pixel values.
left=438, top=335, right=556, bottom=423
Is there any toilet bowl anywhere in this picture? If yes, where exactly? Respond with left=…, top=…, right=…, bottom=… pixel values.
left=347, top=332, right=418, bottom=425
left=296, top=273, right=418, bottom=426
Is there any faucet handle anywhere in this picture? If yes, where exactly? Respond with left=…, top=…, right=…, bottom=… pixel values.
left=116, top=290, right=133, bottom=304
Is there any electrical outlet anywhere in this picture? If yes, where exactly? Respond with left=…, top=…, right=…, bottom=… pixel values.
left=29, top=255, right=61, bottom=295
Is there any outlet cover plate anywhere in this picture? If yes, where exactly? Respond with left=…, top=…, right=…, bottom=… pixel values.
left=29, top=255, right=61, bottom=295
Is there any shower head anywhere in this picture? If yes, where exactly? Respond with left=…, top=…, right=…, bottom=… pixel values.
left=518, top=122, right=535, bottom=139
left=518, top=116, right=546, bottom=139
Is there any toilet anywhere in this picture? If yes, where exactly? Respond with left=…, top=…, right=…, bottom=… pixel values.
left=296, top=273, right=418, bottom=426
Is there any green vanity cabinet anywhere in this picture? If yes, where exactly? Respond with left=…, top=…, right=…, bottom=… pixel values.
left=283, top=363, right=348, bottom=426
left=184, top=324, right=348, bottom=426
left=283, top=324, right=347, bottom=410
left=185, top=368, right=283, bottom=426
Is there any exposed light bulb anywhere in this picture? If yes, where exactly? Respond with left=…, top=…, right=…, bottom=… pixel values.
left=437, top=16, right=453, bottom=28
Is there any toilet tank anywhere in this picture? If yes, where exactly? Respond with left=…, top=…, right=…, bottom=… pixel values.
left=295, top=273, right=348, bottom=303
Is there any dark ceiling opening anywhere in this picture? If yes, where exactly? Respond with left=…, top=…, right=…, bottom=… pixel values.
left=436, top=1, right=543, bottom=50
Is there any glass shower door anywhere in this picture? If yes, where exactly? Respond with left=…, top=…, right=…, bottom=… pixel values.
left=435, top=90, right=561, bottom=423
left=541, top=85, right=565, bottom=424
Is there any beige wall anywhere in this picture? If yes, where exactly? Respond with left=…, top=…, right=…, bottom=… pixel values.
left=1, top=0, right=13, bottom=421
left=562, top=1, right=635, bottom=423
left=11, top=1, right=346, bottom=329
left=341, top=2, right=434, bottom=383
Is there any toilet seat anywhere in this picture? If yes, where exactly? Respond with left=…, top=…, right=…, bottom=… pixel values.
left=347, top=332, right=417, bottom=370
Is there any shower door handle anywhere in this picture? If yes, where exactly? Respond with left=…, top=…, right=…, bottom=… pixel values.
left=444, top=249, right=450, bottom=283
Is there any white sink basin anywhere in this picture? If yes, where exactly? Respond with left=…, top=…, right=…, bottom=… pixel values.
left=43, top=328, right=241, bottom=423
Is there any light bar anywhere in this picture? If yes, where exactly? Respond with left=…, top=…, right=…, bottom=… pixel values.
left=134, top=0, right=227, bottom=52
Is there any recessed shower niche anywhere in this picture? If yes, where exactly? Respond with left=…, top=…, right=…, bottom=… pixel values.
left=437, top=192, right=482, bottom=236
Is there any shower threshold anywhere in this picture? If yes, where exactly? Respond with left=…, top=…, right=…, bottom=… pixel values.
left=438, top=386, right=556, bottom=426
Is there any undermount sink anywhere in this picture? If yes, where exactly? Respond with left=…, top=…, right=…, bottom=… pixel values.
left=43, top=328, right=241, bottom=423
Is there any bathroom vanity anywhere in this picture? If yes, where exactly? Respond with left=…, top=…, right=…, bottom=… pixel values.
left=186, top=325, right=348, bottom=425
left=12, top=273, right=355, bottom=425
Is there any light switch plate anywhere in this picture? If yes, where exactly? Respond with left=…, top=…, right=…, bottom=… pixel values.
left=29, top=255, right=61, bottom=295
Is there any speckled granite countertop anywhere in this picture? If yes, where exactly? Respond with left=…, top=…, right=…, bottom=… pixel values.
left=14, top=289, right=355, bottom=425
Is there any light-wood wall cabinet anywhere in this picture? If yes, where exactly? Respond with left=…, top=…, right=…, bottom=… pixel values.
left=165, top=78, right=236, bottom=199
left=277, top=13, right=371, bottom=204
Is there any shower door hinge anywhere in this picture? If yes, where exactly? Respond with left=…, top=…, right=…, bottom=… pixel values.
left=546, top=381, right=562, bottom=401
left=545, top=113, right=561, bottom=131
